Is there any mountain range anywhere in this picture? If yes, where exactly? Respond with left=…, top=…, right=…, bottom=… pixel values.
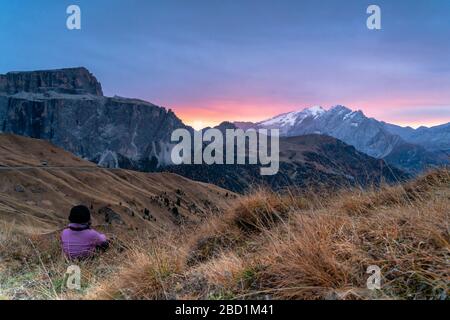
left=163, top=129, right=407, bottom=192
left=0, top=67, right=448, bottom=191
left=234, top=105, right=450, bottom=173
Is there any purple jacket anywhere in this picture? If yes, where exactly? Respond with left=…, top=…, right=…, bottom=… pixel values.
left=61, top=223, right=108, bottom=259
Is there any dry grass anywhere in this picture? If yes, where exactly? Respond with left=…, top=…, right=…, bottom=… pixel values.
left=1, top=169, right=449, bottom=300
left=89, top=243, right=184, bottom=300
left=255, top=170, right=449, bottom=299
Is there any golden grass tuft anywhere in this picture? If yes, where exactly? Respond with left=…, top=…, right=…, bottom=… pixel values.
left=229, top=189, right=291, bottom=232
left=86, top=234, right=186, bottom=300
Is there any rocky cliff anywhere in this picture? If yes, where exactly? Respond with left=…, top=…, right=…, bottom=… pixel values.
left=0, top=67, right=103, bottom=96
left=0, top=68, right=187, bottom=170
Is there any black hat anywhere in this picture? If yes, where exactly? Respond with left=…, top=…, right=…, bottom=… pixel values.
left=69, top=205, right=91, bottom=224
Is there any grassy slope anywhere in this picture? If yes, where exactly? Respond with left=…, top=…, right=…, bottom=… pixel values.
left=1, top=169, right=448, bottom=300
left=0, top=134, right=235, bottom=234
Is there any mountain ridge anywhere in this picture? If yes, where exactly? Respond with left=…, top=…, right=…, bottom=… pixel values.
left=0, top=67, right=189, bottom=171
left=235, top=105, right=449, bottom=173
left=0, top=67, right=103, bottom=96
left=1, top=67, right=446, bottom=179
left=163, top=124, right=408, bottom=192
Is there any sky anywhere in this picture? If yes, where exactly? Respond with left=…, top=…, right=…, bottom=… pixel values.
left=1, top=0, right=449, bottom=129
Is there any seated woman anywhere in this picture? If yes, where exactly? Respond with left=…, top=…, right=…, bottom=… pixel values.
left=61, top=205, right=109, bottom=259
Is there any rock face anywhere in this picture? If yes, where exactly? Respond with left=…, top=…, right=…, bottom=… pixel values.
left=241, top=105, right=449, bottom=173
left=0, top=68, right=187, bottom=170
left=0, top=67, right=103, bottom=96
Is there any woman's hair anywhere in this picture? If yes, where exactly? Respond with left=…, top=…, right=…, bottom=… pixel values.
left=69, top=205, right=91, bottom=224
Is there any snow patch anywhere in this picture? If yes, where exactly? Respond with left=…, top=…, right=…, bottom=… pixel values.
left=259, top=106, right=325, bottom=127
left=305, top=105, right=325, bottom=117
left=260, top=111, right=303, bottom=126
left=343, top=112, right=356, bottom=121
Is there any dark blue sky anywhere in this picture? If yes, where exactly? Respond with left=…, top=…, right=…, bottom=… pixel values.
left=1, top=0, right=449, bottom=128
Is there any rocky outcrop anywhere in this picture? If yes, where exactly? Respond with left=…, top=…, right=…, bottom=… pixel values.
left=0, top=67, right=103, bottom=96
left=0, top=68, right=187, bottom=170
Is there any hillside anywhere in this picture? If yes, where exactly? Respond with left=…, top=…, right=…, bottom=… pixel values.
left=163, top=133, right=408, bottom=193
left=0, top=134, right=234, bottom=234
left=1, top=167, right=448, bottom=300
left=0, top=134, right=95, bottom=167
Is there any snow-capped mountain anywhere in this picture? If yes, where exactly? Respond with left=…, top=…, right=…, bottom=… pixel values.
left=238, top=105, right=450, bottom=173
left=260, top=106, right=326, bottom=134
